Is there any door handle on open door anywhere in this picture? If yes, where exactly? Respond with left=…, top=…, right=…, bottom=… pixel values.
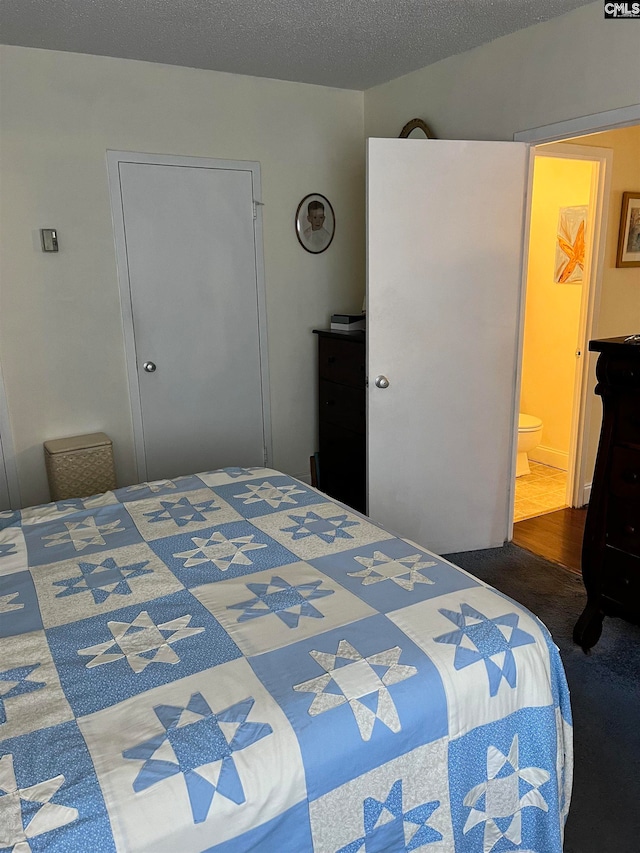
left=143, top=362, right=157, bottom=373
left=374, top=375, right=390, bottom=389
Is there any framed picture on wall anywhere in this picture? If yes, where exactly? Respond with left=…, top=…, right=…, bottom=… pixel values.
left=616, top=191, right=640, bottom=268
left=295, top=193, right=335, bottom=254
left=554, top=206, right=587, bottom=283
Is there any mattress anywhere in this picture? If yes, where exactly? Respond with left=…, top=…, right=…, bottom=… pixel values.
left=0, top=466, right=572, bottom=852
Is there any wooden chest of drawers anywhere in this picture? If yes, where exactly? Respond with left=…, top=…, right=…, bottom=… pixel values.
left=574, top=336, right=640, bottom=651
left=313, top=329, right=366, bottom=513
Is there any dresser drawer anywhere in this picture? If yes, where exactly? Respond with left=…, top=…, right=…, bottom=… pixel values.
left=319, top=379, right=365, bottom=434
left=318, top=336, right=365, bottom=388
left=610, top=446, right=640, bottom=498
left=606, top=498, right=640, bottom=557
left=601, top=546, right=640, bottom=604
left=617, top=396, right=640, bottom=446
left=603, top=356, right=640, bottom=390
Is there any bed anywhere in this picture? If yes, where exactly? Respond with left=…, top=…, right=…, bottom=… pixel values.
left=0, top=466, right=572, bottom=852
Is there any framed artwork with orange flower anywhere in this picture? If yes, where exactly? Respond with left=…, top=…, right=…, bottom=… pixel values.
left=616, top=191, right=640, bottom=268
left=554, top=206, right=587, bottom=283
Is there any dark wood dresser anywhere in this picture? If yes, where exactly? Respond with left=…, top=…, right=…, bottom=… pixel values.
left=574, top=336, right=640, bottom=651
left=313, top=329, right=366, bottom=514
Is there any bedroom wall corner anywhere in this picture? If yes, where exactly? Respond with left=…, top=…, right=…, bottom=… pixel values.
left=363, top=2, right=640, bottom=143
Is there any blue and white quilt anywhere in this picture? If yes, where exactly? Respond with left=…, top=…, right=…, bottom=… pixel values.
left=0, top=467, right=572, bottom=852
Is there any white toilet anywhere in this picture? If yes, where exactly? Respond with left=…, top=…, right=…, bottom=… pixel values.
left=517, top=413, right=543, bottom=477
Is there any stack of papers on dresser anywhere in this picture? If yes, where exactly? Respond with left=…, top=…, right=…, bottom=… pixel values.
left=330, top=313, right=366, bottom=331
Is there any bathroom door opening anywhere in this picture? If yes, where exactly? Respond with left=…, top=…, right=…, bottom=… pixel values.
left=513, top=142, right=611, bottom=524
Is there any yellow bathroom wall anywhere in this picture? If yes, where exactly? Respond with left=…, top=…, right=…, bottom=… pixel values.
left=520, top=156, right=594, bottom=469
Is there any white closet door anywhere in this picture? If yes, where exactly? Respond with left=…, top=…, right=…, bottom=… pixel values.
left=367, top=138, right=529, bottom=554
left=115, top=158, right=268, bottom=481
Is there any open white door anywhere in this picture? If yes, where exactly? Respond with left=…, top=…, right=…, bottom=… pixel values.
left=367, top=138, right=529, bottom=554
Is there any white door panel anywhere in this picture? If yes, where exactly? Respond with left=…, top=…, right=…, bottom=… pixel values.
left=116, top=160, right=267, bottom=481
left=367, top=138, right=528, bottom=554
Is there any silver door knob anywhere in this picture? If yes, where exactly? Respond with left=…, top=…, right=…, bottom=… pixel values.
left=374, top=375, right=390, bottom=389
left=143, top=361, right=157, bottom=373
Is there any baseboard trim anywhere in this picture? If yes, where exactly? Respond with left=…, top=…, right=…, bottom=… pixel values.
left=580, top=482, right=591, bottom=508
left=529, top=445, right=568, bottom=471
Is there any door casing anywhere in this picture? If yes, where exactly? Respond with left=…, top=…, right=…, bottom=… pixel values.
left=513, top=144, right=612, bottom=521
left=0, top=357, right=20, bottom=510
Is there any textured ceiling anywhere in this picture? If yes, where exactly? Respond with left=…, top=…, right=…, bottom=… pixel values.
left=0, top=0, right=593, bottom=90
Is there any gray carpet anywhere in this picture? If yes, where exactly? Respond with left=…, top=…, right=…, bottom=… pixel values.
left=444, top=542, right=640, bottom=853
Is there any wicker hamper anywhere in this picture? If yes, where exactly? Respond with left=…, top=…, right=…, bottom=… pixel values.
left=44, top=432, right=117, bottom=501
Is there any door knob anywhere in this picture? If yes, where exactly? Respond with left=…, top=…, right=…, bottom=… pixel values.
left=143, top=361, right=157, bottom=373
left=374, top=375, right=390, bottom=389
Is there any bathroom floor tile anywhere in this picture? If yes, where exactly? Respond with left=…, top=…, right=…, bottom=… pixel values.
left=514, top=464, right=567, bottom=522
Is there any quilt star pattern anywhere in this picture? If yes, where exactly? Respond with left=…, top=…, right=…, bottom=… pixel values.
left=0, top=665, right=45, bottom=724
left=0, top=592, right=24, bottom=614
left=233, top=481, right=307, bottom=508
left=349, top=550, right=437, bottom=590
left=0, top=752, right=78, bottom=852
left=0, top=467, right=572, bottom=852
left=53, top=556, right=153, bottom=603
left=123, top=692, right=272, bottom=824
left=42, top=516, right=126, bottom=551
left=294, top=640, right=418, bottom=741
left=283, top=510, right=359, bottom=543
left=228, top=575, right=334, bottom=627
left=463, top=734, right=550, bottom=853
left=336, top=778, right=443, bottom=852
left=77, top=611, right=205, bottom=673
left=174, top=531, right=267, bottom=571
left=435, top=604, right=536, bottom=696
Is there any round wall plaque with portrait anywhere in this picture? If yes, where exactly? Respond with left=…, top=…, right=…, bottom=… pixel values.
left=295, top=193, right=335, bottom=254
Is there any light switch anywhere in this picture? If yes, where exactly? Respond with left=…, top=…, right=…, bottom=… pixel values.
left=40, top=229, right=59, bottom=252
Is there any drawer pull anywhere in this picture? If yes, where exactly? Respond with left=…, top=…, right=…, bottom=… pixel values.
left=624, top=469, right=639, bottom=483
left=624, top=525, right=636, bottom=536
left=325, top=399, right=335, bottom=407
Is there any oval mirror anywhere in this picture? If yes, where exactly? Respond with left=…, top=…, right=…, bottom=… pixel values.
left=398, top=118, right=434, bottom=139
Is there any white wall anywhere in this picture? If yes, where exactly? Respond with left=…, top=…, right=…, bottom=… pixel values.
left=364, top=3, right=640, bottom=141
left=0, top=45, right=365, bottom=506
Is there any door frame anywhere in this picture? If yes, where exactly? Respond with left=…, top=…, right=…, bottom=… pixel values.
left=512, top=143, right=612, bottom=520
left=106, top=150, right=272, bottom=482
left=0, top=356, right=21, bottom=509
left=510, top=105, right=640, bottom=526
left=513, top=103, right=640, bottom=145
left=544, top=144, right=611, bottom=510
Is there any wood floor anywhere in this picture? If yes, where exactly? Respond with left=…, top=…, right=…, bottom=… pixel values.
left=512, top=506, right=587, bottom=574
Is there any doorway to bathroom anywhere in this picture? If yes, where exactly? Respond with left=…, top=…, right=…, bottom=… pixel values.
left=513, top=142, right=611, bottom=524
